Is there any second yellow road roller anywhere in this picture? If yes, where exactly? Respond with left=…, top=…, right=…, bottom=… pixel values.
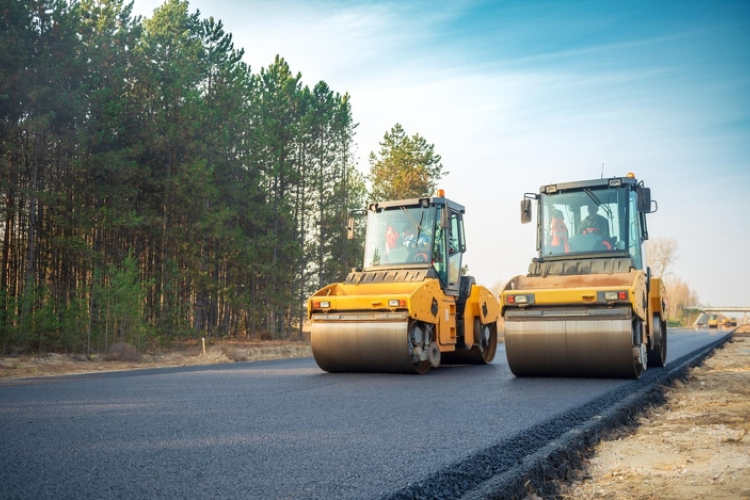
left=307, top=191, right=500, bottom=374
left=500, top=174, right=667, bottom=379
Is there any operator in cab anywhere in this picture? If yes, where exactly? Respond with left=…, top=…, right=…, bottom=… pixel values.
left=579, top=201, right=610, bottom=239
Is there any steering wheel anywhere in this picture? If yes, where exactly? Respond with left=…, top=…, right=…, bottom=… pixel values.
left=403, top=237, right=418, bottom=249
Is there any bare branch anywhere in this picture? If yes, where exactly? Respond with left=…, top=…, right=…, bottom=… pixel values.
left=646, top=237, right=679, bottom=278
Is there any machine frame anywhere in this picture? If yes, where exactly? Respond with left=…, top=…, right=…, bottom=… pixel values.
left=308, top=192, right=500, bottom=374
left=502, top=174, right=667, bottom=379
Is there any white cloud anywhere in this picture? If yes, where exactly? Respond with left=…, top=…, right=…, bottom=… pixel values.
left=128, top=0, right=750, bottom=306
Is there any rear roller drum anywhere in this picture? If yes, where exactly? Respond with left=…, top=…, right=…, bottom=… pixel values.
left=647, top=314, right=667, bottom=368
left=441, top=319, right=498, bottom=365
left=427, top=342, right=441, bottom=368
left=632, top=318, right=646, bottom=379
left=473, top=318, right=498, bottom=364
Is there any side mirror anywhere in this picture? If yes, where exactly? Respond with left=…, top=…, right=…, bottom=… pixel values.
left=521, top=198, right=532, bottom=224
left=637, top=187, right=651, bottom=213
left=440, top=207, right=450, bottom=230
left=346, top=216, right=355, bottom=240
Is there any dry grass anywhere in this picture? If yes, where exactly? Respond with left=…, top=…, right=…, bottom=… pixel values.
left=0, top=339, right=312, bottom=380
left=103, top=342, right=140, bottom=361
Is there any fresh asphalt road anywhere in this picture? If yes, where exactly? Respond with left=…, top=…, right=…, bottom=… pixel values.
left=0, top=328, right=730, bottom=500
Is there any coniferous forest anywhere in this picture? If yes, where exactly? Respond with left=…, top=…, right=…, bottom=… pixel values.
left=0, top=0, right=369, bottom=353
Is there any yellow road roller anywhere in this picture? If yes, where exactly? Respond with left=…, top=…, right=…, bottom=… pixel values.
left=501, top=174, right=667, bottom=379
left=307, top=191, right=500, bottom=374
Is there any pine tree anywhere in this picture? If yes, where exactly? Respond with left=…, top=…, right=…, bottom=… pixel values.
left=0, top=0, right=368, bottom=349
left=368, top=123, right=447, bottom=201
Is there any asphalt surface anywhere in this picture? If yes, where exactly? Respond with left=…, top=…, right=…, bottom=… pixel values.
left=0, top=328, right=730, bottom=500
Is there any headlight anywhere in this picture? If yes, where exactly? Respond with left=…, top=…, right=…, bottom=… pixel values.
left=507, top=295, right=530, bottom=305
left=314, top=300, right=331, bottom=308
left=603, top=291, right=628, bottom=301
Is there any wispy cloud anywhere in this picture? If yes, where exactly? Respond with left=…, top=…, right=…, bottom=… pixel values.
left=128, top=0, right=750, bottom=305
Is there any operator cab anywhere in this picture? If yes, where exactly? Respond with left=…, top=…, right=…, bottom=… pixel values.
left=521, top=174, right=656, bottom=271
left=352, top=193, right=466, bottom=292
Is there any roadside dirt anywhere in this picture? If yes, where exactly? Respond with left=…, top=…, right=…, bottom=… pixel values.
left=530, top=326, right=750, bottom=500
left=0, top=340, right=312, bottom=380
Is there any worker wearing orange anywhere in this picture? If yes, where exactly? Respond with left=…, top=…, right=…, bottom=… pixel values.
left=385, top=224, right=399, bottom=251
left=383, top=223, right=401, bottom=263
left=549, top=210, right=570, bottom=253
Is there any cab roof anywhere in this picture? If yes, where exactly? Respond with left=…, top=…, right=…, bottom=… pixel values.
left=539, top=176, right=638, bottom=194
left=368, top=196, right=465, bottom=214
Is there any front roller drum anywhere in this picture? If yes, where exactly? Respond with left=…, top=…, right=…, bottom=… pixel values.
left=311, top=320, right=435, bottom=374
left=505, top=318, right=645, bottom=378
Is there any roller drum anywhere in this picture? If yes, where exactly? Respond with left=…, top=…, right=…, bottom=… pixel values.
left=505, top=317, right=641, bottom=378
left=441, top=321, right=498, bottom=365
left=311, top=320, right=423, bottom=373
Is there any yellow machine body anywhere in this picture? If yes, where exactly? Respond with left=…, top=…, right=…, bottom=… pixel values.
left=308, top=194, right=500, bottom=374
left=708, top=314, right=719, bottom=328
left=502, top=175, right=667, bottom=379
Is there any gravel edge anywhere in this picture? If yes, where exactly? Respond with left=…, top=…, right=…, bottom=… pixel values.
left=379, top=332, right=732, bottom=500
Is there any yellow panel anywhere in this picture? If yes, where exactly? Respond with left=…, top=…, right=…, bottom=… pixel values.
left=437, top=299, right=457, bottom=345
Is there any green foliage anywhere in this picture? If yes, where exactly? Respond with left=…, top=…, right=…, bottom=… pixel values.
left=33, top=286, right=60, bottom=351
left=95, top=253, right=152, bottom=351
left=0, top=0, right=361, bottom=352
left=368, top=123, right=447, bottom=201
left=57, top=292, right=89, bottom=352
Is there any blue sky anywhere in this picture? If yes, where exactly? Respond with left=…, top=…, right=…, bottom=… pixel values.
left=132, top=0, right=750, bottom=308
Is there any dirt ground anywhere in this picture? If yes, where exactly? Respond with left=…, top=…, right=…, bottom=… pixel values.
left=0, top=340, right=312, bottom=380
left=537, top=326, right=750, bottom=500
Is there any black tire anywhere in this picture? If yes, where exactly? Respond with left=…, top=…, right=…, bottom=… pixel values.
left=473, top=318, right=498, bottom=364
left=632, top=318, right=645, bottom=379
left=647, top=316, right=668, bottom=368
left=427, top=342, right=441, bottom=368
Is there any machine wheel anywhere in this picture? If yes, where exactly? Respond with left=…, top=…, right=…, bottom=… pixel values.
left=647, top=314, right=668, bottom=368
left=427, top=342, right=441, bottom=368
left=440, top=318, right=498, bottom=366
left=410, top=321, right=436, bottom=374
left=632, top=318, right=646, bottom=379
left=473, top=318, right=498, bottom=364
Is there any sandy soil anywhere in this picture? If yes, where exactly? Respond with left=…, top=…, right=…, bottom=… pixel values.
left=0, top=340, right=312, bottom=380
left=533, top=326, right=750, bottom=500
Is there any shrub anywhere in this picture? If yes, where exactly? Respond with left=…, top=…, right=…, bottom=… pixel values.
left=105, top=342, right=139, bottom=361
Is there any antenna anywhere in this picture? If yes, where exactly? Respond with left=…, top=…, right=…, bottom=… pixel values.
left=600, top=163, right=604, bottom=179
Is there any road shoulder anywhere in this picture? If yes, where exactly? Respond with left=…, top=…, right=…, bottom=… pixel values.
left=541, top=327, right=750, bottom=500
